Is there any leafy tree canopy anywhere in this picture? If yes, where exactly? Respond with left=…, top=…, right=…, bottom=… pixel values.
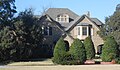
left=98, top=4, right=120, bottom=49
left=0, top=0, right=16, bottom=25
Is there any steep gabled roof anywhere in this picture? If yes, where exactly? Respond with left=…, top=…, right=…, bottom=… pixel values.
left=91, top=18, right=104, bottom=25
left=45, top=8, right=103, bottom=31
left=38, top=14, right=74, bottom=40
left=65, top=16, right=82, bottom=31
left=45, top=8, right=79, bottom=21
left=66, top=15, right=101, bottom=32
left=39, top=14, right=63, bottom=30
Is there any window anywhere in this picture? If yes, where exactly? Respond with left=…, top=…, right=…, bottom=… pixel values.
left=42, top=26, right=52, bottom=36
left=44, top=27, right=48, bottom=35
left=82, top=27, right=87, bottom=35
left=56, top=14, right=69, bottom=23
left=78, top=27, right=80, bottom=35
left=49, top=27, right=52, bottom=35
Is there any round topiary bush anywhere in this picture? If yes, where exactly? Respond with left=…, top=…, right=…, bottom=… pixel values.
left=52, top=37, right=66, bottom=64
left=69, top=39, right=86, bottom=64
left=84, top=36, right=95, bottom=60
left=101, top=36, right=119, bottom=62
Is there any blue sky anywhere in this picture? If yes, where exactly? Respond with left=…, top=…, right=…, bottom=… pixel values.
left=15, top=0, right=120, bottom=23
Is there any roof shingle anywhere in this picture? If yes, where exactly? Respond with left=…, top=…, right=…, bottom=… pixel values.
left=45, top=8, right=79, bottom=21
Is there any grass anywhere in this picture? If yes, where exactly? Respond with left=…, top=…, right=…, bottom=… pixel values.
left=6, top=57, right=102, bottom=66
left=0, top=69, right=11, bottom=70
left=7, top=58, right=54, bottom=66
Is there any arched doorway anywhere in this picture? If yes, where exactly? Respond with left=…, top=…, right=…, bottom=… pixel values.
left=64, top=41, right=69, bottom=51
left=97, top=44, right=103, bottom=55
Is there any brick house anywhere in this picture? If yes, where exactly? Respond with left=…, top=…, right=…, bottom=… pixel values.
left=38, top=8, right=104, bottom=54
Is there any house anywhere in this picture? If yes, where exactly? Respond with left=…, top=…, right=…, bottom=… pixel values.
left=38, top=8, right=104, bottom=54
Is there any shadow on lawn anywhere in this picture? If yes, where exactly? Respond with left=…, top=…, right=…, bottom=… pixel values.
left=20, top=58, right=52, bottom=62
left=0, top=58, right=52, bottom=65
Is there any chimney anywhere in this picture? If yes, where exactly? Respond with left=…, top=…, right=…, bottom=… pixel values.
left=86, top=11, right=90, bottom=17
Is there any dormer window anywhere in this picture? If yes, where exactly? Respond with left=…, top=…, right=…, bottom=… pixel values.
left=56, top=14, right=69, bottom=23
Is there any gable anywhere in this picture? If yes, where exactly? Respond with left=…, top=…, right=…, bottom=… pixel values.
left=38, top=14, right=74, bottom=39
left=80, top=16, right=100, bottom=31
left=66, top=15, right=101, bottom=33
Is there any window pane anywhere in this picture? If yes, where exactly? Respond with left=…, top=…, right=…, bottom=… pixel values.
left=82, top=27, right=87, bottom=35
left=78, top=27, right=80, bottom=35
left=44, top=27, right=48, bottom=35
left=64, top=18, right=67, bottom=22
left=61, top=18, right=64, bottom=21
left=49, top=27, right=52, bottom=35
left=56, top=14, right=69, bottom=22
left=57, top=18, right=60, bottom=21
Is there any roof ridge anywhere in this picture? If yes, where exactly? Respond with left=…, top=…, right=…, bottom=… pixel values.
left=48, top=8, right=69, bottom=9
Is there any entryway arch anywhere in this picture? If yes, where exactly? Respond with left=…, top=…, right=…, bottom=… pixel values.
left=64, top=40, right=69, bottom=51
left=97, top=44, right=104, bottom=55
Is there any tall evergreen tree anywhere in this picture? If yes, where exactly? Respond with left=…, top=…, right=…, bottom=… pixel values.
left=53, top=37, right=66, bottom=64
left=69, top=39, right=86, bottom=64
left=101, top=36, right=119, bottom=62
left=84, top=36, right=95, bottom=60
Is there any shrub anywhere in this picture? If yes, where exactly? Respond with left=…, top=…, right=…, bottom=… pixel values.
left=84, top=36, right=95, bottom=60
left=59, top=52, right=74, bottom=65
left=52, top=37, right=66, bottom=64
left=115, top=57, right=120, bottom=64
left=101, top=36, right=119, bottom=62
left=69, top=39, right=86, bottom=64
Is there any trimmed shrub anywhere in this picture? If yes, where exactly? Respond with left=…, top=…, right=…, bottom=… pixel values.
left=115, top=57, right=120, bottom=64
left=69, top=39, right=86, bottom=64
left=101, top=36, right=119, bottom=62
left=60, top=52, right=74, bottom=65
left=52, top=37, right=66, bottom=64
left=84, top=36, right=95, bottom=60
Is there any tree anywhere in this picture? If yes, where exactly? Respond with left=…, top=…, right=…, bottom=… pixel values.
left=116, top=4, right=120, bottom=11
left=84, top=36, right=95, bottom=60
left=52, top=37, right=66, bottom=64
left=0, top=0, right=16, bottom=27
left=98, top=4, right=120, bottom=51
left=0, top=8, right=43, bottom=61
left=69, top=39, right=86, bottom=64
left=0, top=0, right=17, bottom=61
left=13, top=8, right=43, bottom=59
left=101, top=36, right=119, bottom=62
left=0, top=26, right=16, bottom=61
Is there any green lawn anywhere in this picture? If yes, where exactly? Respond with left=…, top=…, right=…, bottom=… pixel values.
left=7, top=58, right=54, bottom=66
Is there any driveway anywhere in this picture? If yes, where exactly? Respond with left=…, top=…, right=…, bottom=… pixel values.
left=0, top=65, right=120, bottom=70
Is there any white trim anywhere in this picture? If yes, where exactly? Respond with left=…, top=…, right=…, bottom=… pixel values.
left=56, top=14, right=69, bottom=23
left=91, top=28, right=94, bottom=36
